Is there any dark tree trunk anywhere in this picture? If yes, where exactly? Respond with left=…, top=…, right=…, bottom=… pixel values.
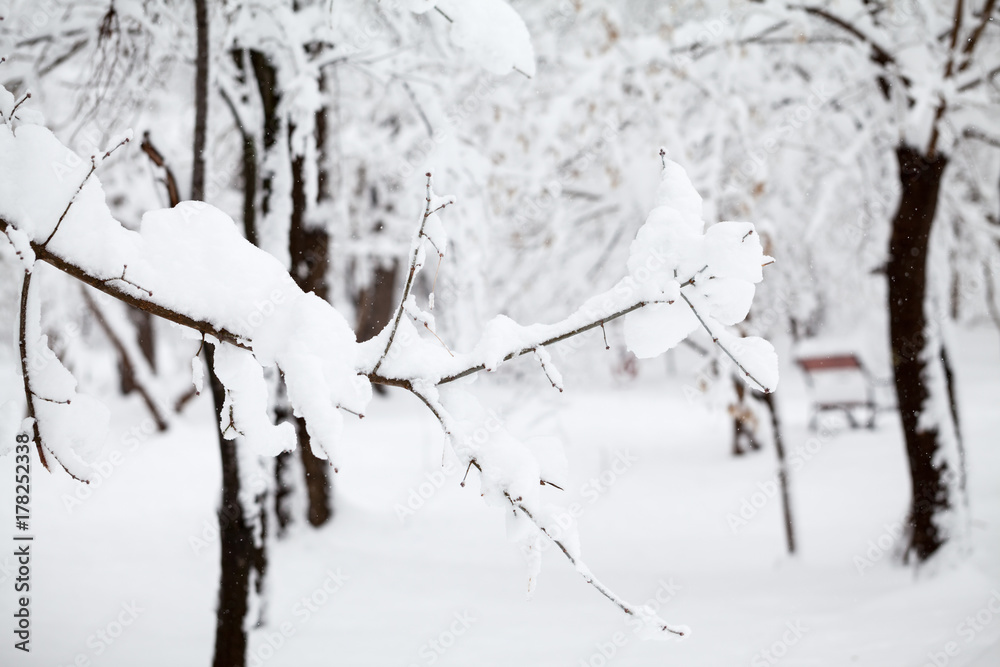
left=205, top=347, right=267, bottom=667
left=191, top=0, right=209, bottom=202
left=272, top=406, right=295, bottom=536
left=288, top=126, right=335, bottom=526
left=355, top=263, right=400, bottom=343
left=193, top=7, right=267, bottom=667
left=127, top=307, right=157, bottom=372
left=886, top=144, right=964, bottom=563
left=250, top=51, right=281, bottom=219
left=248, top=51, right=335, bottom=528
left=759, top=390, right=795, bottom=555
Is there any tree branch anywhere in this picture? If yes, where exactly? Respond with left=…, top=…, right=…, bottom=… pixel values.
left=140, top=131, right=181, bottom=207
left=42, top=134, right=131, bottom=247
left=958, top=0, right=998, bottom=71
left=790, top=4, right=898, bottom=71
left=18, top=271, right=46, bottom=470
left=436, top=301, right=648, bottom=385
left=18, top=270, right=89, bottom=482
left=679, top=290, right=772, bottom=393
left=0, top=215, right=249, bottom=350
left=372, top=173, right=453, bottom=374
left=81, top=288, right=169, bottom=431
left=506, top=495, right=686, bottom=636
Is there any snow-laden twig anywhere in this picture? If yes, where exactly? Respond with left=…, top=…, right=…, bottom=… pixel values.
left=505, top=493, right=687, bottom=637
left=678, top=289, right=772, bottom=393
left=18, top=271, right=89, bottom=482
left=405, top=381, right=681, bottom=633
left=532, top=347, right=563, bottom=392
left=433, top=299, right=648, bottom=385
left=373, top=173, right=454, bottom=374
left=9, top=90, right=31, bottom=119
left=42, top=132, right=132, bottom=247
left=0, top=215, right=248, bottom=349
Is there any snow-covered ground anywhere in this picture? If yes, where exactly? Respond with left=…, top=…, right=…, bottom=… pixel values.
left=2, top=327, right=998, bottom=667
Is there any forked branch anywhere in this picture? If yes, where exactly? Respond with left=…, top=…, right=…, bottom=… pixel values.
left=373, top=173, right=454, bottom=374
left=18, top=271, right=89, bottom=482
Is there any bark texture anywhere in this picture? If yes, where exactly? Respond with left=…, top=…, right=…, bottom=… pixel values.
left=886, top=144, right=963, bottom=563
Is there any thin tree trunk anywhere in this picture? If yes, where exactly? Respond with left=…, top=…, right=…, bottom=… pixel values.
left=886, top=143, right=965, bottom=563
left=191, top=0, right=209, bottom=202
left=759, top=391, right=795, bottom=555
left=249, top=51, right=335, bottom=528
left=288, top=124, right=335, bottom=526
left=192, top=5, right=267, bottom=666
left=206, top=346, right=267, bottom=667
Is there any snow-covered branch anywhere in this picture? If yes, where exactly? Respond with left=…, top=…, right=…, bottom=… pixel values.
left=1, top=82, right=777, bottom=634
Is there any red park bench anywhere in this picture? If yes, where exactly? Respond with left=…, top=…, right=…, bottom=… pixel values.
left=795, top=353, right=879, bottom=431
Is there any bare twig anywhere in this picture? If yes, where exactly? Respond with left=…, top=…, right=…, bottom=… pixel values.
left=18, top=271, right=89, bottom=482
left=436, top=300, right=648, bottom=385
left=81, top=288, right=168, bottom=431
left=18, top=272, right=46, bottom=470
left=42, top=134, right=131, bottom=247
left=533, top=348, right=563, bottom=392
left=140, top=131, right=181, bottom=206
left=9, top=91, right=30, bottom=118
left=373, top=174, right=453, bottom=374
left=678, top=290, right=771, bottom=393
left=505, top=493, right=687, bottom=636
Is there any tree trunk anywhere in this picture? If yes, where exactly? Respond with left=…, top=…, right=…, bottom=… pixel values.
left=886, top=144, right=966, bottom=564
left=249, top=51, right=335, bottom=528
left=205, top=347, right=267, bottom=667
left=759, top=391, right=795, bottom=555
left=191, top=0, right=209, bottom=202
left=355, top=263, right=400, bottom=342
left=286, top=116, right=336, bottom=526
left=193, top=7, right=268, bottom=666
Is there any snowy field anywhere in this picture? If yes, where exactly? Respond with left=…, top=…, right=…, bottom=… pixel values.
left=1, top=326, right=998, bottom=667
